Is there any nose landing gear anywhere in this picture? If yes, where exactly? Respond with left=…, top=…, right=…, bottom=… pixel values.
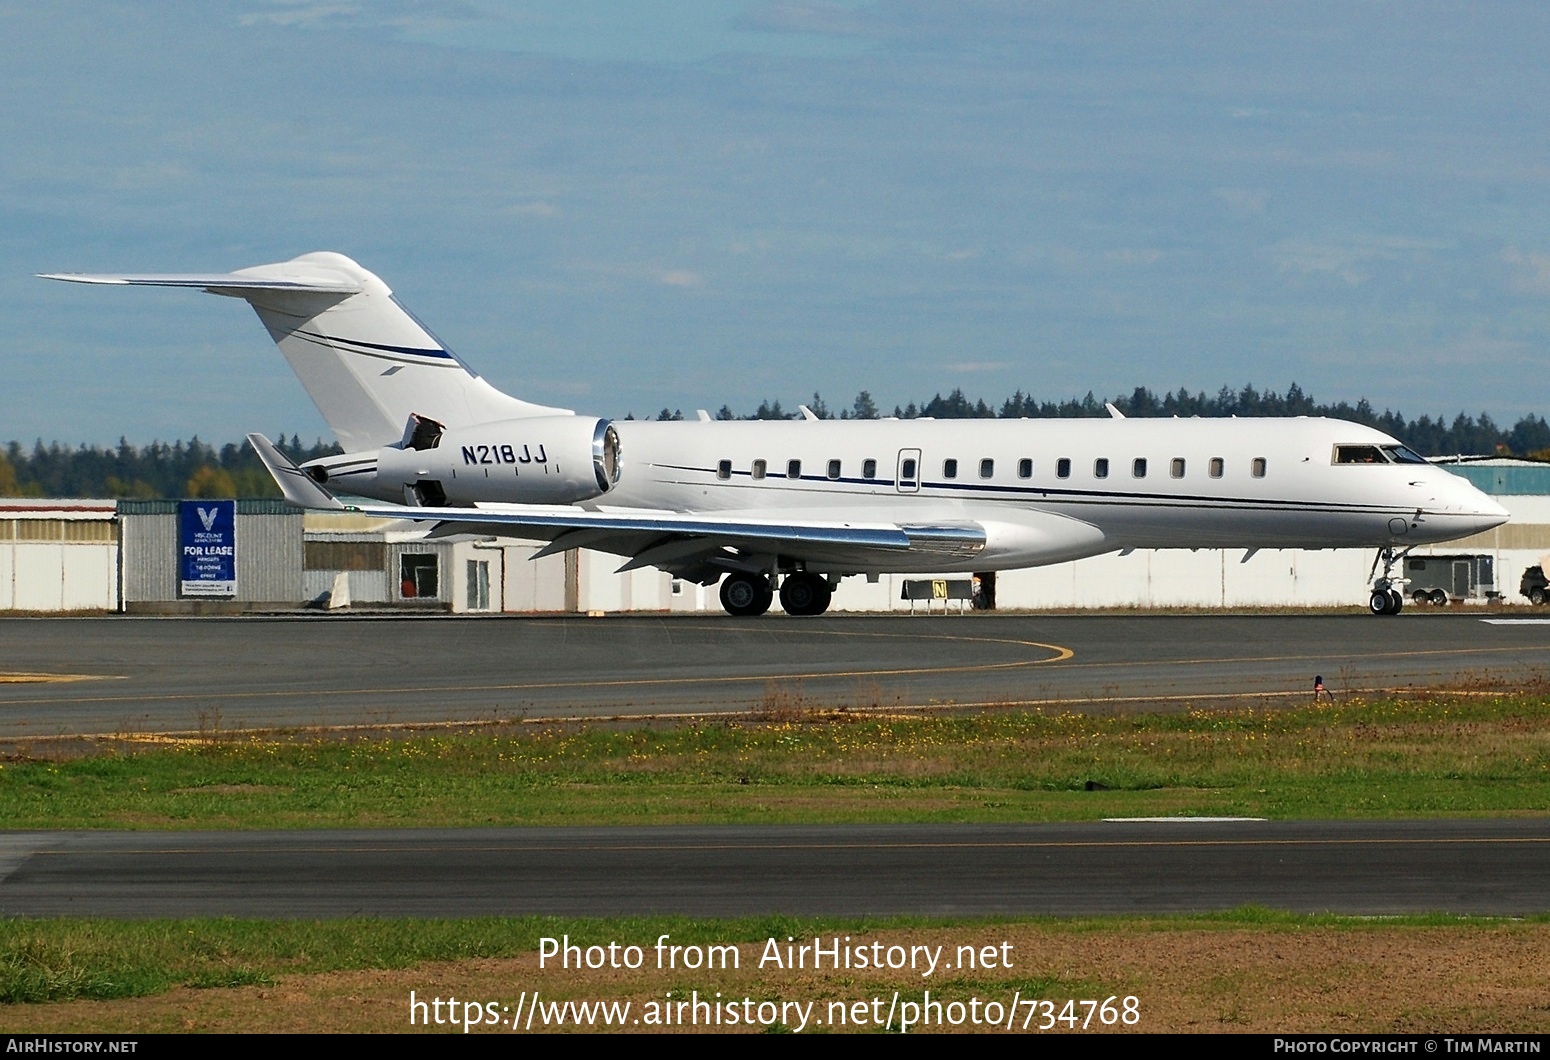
left=1367, top=546, right=1413, bottom=616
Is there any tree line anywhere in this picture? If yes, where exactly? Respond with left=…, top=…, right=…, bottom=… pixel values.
left=4, top=383, right=1547, bottom=498
left=652, top=382, right=1550, bottom=459
left=0, top=435, right=340, bottom=500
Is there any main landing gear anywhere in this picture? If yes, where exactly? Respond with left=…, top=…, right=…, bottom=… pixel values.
left=1367, top=546, right=1412, bottom=616
left=718, top=571, right=833, bottom=617
left=719, top=572, right=774, bottom=617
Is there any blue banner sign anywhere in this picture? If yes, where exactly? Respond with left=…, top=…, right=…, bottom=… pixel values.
left=179, top=500, right=236, bottom=597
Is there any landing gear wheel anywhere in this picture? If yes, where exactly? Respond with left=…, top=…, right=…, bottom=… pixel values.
left=1369, top=589, right=1403, bottom=616
left=720, top=573, right=772, bottom=617
left=778, top=572, right=832, bottom=616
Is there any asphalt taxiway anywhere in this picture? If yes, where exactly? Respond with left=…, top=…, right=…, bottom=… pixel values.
left=3, top=613, right=1546, bottom=919
left=1, top=612, right=1547, bottom=738
left=1, top=819, right=1545, bottom=918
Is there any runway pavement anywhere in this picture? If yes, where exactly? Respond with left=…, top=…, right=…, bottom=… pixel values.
left=1, top=611, right=1548, bottom=738
left=1, top=819, right=1544, bottom=918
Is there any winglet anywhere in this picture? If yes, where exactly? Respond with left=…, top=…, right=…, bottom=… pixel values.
left=247, top=433, right=345, bottom=510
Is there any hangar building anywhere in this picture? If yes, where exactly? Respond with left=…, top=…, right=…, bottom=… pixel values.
left=2, top=459, right=1546, bottom=614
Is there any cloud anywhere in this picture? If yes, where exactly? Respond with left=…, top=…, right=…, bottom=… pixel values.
left=1214, top=187, right=1268, bottom=218
left=734, top=2, right=880, bottom=39
left=659, top=269, right=705, bottom=288
left=238, top=0, right=486, bottom=33
left=501, top=200, right=561, bottom=219
left=1503, top=247, right=1550, bottom=297
left=942, top=361, right=1010, bottom=373
left=1264, top=236, right=1445, bottom=286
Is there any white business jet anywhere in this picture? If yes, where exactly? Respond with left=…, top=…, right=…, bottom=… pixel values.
left=43, top=252, right=1508, bottom=616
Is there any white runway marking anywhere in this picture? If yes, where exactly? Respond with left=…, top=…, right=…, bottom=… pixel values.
left=1103, top=817, right=1268, bottom=823
left=1480, top=619, right=1550, bottom=625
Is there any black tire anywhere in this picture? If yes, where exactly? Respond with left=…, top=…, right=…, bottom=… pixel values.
left=778, top=572, right=832, bottom=616
left=1532, top=587, right=1547, bottom=606
left=1388, top=588, right=1404, bottom=614
left=1369, top=590, right=1395, bottom=616
left=1412, top=590, right=1430, bottom=606
left=1430, top=589, right=1448, bottom=606
left=720, top=574, right=772, bottom=617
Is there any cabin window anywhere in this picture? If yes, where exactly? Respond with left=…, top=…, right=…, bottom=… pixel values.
left=862, top=458, right=877, bottom=479
left=1018, top=458, right=1033, bottom=479
left=827, top=458, right=841, bottom=480
left=1209, top=457, right=1224, bottom=478
left=1133, top=458, right=1147, bottom=478
left=943, top=458, right=958, bottom=479
left=1094, top=458, right=1109, bottom=479
left=1171, top=458, right=1185, bottom=478
left=901, top=457, right=917, bottom=479
left=787, top=459, right=802, bottom=479
left=717, top=459, right=732, bottom=480
left=1251, top=457, right=1267, bottom=478
left=1057, top=458, right=1071, bottom=479
left=751, top=459, right=766, bottom=480
left=979, top=458, right=994, bottom=478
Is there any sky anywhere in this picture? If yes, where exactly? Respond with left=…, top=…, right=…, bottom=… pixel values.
left=5, top=1, right=1550, bottom=446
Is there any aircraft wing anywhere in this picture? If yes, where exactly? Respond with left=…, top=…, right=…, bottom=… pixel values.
left=248, top=433, right=984, bottom=579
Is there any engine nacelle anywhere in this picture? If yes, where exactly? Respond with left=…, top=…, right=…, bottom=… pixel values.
left=367, top=416, right=620, bottom=506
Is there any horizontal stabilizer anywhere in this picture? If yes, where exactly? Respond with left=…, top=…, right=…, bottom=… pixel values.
left=247, top=433, right=345, bottom=510
left=39, top=271, right=362, bottom=294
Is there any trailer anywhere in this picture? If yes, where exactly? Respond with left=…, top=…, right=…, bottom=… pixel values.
left=1402, top=554, right=1498, bottom=606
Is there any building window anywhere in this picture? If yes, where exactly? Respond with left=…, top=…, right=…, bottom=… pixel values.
left=466, top=559, right=490, bottom=610
left=751, top=459, right=766, bottom=480
left=979, top=458, right=994, bottom=478
left=305, top=541, right=386, bottom=571
left=401, top=554, right=439, bottom=599
left=1209, top=457, right=1224, bottom=478
left=787, top=459, right=802, bottom=479
left=862, top=458, right=877, bottom=479
left=1094, top=458, right=1109, bottom=479
left=827, top=458, right=841, bottom=480
left=1133, top=458, right=1147, bottom=478
left=1057, top=458, right=1071, bottom=479
left=1251, top=457, right=1267, bottom=478
left=943, top=458, right=958, bottom=479
left=1170, top=458, right=1185, bottom=478
left=1018, top=458, right=1033, bottom=479
left=717, top=459, right=732, bottom=479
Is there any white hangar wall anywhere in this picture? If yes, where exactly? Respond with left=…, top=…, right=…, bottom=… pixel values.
left=5, top=459, right=1548, bottom=614
left=0, top=502, right=119, bottom=612
left=824, top=547, right=1378, bottom=612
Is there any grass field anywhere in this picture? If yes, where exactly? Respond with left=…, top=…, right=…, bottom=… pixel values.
left=3, top=688, right=1547, bottom=828
left=2, top=687, right=1546, bottom=1029
left=4, top=913, right=1548, bottom=1032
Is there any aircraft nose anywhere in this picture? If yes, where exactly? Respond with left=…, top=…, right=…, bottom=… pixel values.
left=1435, top=481, right=1509, bottom=535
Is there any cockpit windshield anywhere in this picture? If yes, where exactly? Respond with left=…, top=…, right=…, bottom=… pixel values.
left=1333, top=443, right=1429, bottom=465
